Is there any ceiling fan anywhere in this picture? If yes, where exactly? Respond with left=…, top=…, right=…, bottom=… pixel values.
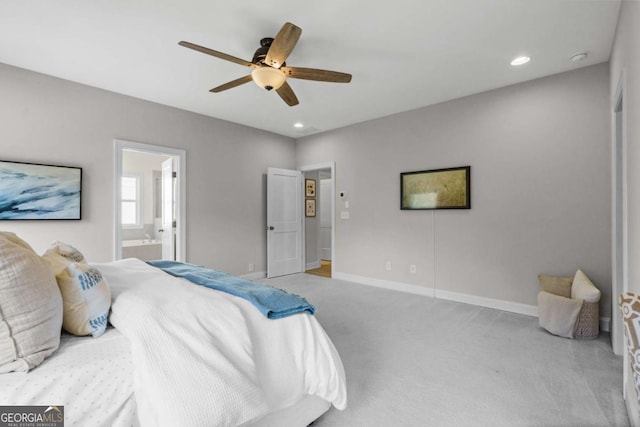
left=179, top=22, right=352, bottom=106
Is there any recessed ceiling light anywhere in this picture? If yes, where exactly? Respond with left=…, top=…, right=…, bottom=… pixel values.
left=293, top=122, right=304, bottom=128
left=510, top=56, right=531, bottom=66
left=570, top=52, right=588, bottom=62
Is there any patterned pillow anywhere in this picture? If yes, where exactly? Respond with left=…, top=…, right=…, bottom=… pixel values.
left=43, top=241, right=86, bottom=275
left=0, top=232, right=63, bottom=372
left=620, top=292, right=640, bottom=412
left=42, top=242, right=111, bottom=338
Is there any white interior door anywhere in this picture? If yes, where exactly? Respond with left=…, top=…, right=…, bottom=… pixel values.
left=161, top=158, right=175, bottom=260
left=267, top=167, right=303, bottom=278
left=320, top=178, right=333, bottom=261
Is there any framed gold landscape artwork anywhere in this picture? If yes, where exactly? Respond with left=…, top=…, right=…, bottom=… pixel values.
left=400, top=166, right=471, bottom=210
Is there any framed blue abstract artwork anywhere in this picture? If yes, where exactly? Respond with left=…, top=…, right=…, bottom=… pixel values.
left=0, top=160, right=82, bottom=220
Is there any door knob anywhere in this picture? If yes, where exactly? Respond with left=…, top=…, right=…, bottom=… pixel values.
left=268, top=226, right=275, bottom=230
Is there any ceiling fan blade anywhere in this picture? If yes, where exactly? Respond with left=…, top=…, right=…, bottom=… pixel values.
left=265, top=22, right=302, bottom=68
left=179, top=41, right=254, bottom=68
left=210, top=75, right=253, bottom=93
left=276, top=81, right=299, bottom=106
left=281, top=66, right=352, bottom=83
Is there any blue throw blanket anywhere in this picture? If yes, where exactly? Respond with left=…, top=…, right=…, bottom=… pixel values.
left=146, top=260, right=315, bottom=319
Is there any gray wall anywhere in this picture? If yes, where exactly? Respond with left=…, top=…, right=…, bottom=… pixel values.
left=297, top=64, right=612, bottom=317
left=0, top=63, right=295, bottom=275
left=0, top=59, right=614, bottom=317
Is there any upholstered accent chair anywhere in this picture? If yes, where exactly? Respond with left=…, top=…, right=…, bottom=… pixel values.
left=537, top=269, right=600, bottom=339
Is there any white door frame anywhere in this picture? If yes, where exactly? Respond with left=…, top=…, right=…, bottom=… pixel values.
left=160, top=157, right=175, bottom=260
left=319, top=171, right=333, bottom=261
left=113, top=139, right=186, bottom=262
left=611, top=69, right=627, bottom=358
left=299, top=162, right=335, bottom=277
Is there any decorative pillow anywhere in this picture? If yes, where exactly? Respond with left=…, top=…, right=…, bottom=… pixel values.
left=42, top=242, right=111, bottom=338
left=42, top=241, right=87, bottom=275
left=538, top=274, right=572, bottom=299
left=0, top=232, right=63, bottom=373
left=538, top=291, right=582, bottom=339
left=571, top=269, right=601, bottom=303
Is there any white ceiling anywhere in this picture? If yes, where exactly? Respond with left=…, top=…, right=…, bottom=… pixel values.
left=0, top=0, right=621, bottom=138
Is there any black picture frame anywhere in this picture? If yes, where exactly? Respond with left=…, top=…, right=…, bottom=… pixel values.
left=401, top=166, right=470, bottom=210
left=0, top=160, right=82, bottom=220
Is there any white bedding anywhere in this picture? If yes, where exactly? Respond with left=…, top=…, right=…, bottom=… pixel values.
left=0, top=258, right=346, bottom=427
left=100, top=258, right=346, bottom=426
left=0, top=328, right=138, bottom=427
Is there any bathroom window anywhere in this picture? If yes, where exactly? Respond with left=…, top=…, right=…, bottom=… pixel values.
left=121, top=174, right=142, bottom=228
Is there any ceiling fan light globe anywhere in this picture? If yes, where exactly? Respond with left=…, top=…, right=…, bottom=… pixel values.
left=251, top=67, right=286, bottom=91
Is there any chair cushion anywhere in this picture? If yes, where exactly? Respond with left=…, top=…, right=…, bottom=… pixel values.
left=538, top=274, right=573, bottom=298
left=571, top=269, right=600, bottom=303
left=537, top=291, right=583, bottom=339
left=0, top=232, right=63, bottom=372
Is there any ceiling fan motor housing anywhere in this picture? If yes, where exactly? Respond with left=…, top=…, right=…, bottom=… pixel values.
left=252, top=38, right=274, bottom=64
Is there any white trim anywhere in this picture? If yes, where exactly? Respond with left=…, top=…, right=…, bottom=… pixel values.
left=332, top=271, right=611, bottom=331
left=299, top=162, right=335, bottom=278
left=114, top=139, right=186, bottom=262
left=612, top=67, right=628, bottom=357
left=306, top=261, right=321, bottom=270
left=240, top=271, right=267, bottom=281
left=434, top=288, right=538, bottom=317
left=333, top=272, right=435, bottom=298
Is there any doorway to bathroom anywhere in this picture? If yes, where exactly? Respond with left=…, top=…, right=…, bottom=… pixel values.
left=113, top=139, right=186, bottom=262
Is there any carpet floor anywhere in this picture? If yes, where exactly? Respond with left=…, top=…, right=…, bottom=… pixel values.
left=262, top=273, right=629, bottom=427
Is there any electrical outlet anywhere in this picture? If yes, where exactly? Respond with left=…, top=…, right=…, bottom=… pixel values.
left=385, top=261, right=391, bottom=271
left=248, top=263, right=254, bottom=272
left=410, top=264, right=417, bottom=274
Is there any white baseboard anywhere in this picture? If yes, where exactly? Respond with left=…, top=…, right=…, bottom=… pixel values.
left=240, top=271, right=267, bottom=280
left=434, top=288, right=538, bottom=317
left=306, top=261, right=321, bottom=270
left=332, top=272, right=435, bottom=298
left=332, top=271, right=611, bottom=332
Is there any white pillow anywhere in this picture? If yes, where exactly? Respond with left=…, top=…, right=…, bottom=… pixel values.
left=43, top=242, right=111, bottom=338
left=571, top=269, right=601, bottom=303
left=0, top=232, right=63, bottom=372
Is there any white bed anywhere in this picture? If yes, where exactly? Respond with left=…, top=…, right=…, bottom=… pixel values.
left=0, top=258, right=346, bottom=426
